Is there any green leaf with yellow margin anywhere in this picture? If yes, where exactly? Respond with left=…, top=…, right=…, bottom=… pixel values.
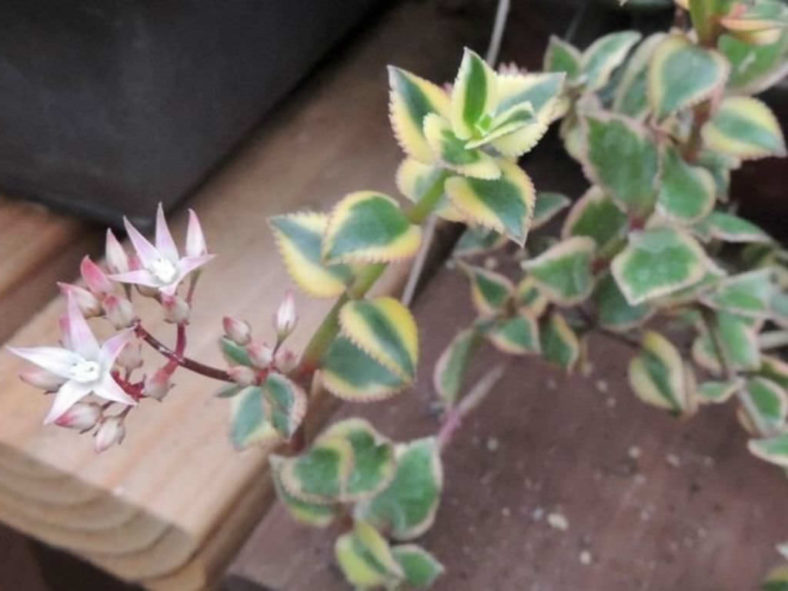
left=269, top=455, right=338, bottom=528
left=614, top=33, right=667, bottom=120
left=279, top=435, right=353, bottom=503
left=540, top=311, right=580, bottom=371
left=581, top=31, right=642, bottom=91
left=693, top=210, right=772, bottom=243
left=693, top=310, right=761, bottom=373
left=760, top=355, right=788, bottom=389
left=388, top=66, right=451, bottom=164
left=391, top=544, right=445, bottom=589
left=354, top=438, right=443, bottom=541
left=701, top=268, right=776, bottom=318
left=453, top=226, right=506, bottom=257
left=628, top=331, right=691, bottom=414
left=703, top=96, right=787, bottom=160
left=445, top=158, right=535, bottom=245
left=719, top=32, right=788, bottom=95
left=579, top=111, right=659, bottom=215
left=423, top=113, right=501, bottom=179
left=762, top=563, right=788, bottom=590
left=396, top=157, right=464, bottom=222
left=657, top=145, right=716, bottom=224
left=719, top=0, right=788, bottom=46
left=561, top=186, right=628, bottom=251
left=594, top=272, right=653, bottom=332
left=450, top=48, right=498, bottom=140
left=270, top=212, right=354, bottom=298
left=647, top=34, right=729, bottom=121
left=532, top=192, right=571, bottom=230
left=544, top=35, right=582, bottom=80
left=323, top=191, right=422, bottom=264
left=742, top=377, right=788, bottom=432
left=487, top=309, right=541, bottom=355
left=262, top=372, right=307, bottom=439
left=433, top=328, right=479, bottom=407
left=230, top=386, right=277, bottom=449
left=335, top=521, right=404, bottom=589
left=339, top=297, right=419, bottom=381
left=516, top=276, right=549, bottom=317
left=322, top=337, right=409, bottom=402
left=749, top=433, right=788, bottom=468
left=523, top=236, right=596, bottom=306
left=696, top=378, right=742, bottom=404
left=459, top=262, right=514, bottom=316
left=612, top=227, right=713, bottom=305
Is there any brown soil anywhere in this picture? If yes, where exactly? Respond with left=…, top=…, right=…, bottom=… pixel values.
left=230, top=266, right=788, bottom=591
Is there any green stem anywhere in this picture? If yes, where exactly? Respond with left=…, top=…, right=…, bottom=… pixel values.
left=296, top=170, right=449, bottom=374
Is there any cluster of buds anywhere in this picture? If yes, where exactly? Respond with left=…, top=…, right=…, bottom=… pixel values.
left=222, top=292, right=300, bottom=386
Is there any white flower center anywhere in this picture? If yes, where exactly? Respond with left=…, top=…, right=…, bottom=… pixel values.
left=70, top=359, right=101, bottom=384
left=149, top=257, right=178, bottom=284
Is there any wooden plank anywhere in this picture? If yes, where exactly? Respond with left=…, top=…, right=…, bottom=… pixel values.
left=0, top=2, right=484, bottom=588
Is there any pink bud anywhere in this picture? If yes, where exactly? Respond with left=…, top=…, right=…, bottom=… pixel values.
left=116, top=339, right=143, bottom=370
left=228, top=365, right=257, bottom=386
left=275, top=349, right=298, bottom=374
left=247, top=342, right=273, bottom=369
left=103, top=294, right=136, bottom=329
left=20, top=366, right=67, bottom=391
left=274, top=292, right=297, bottom=339
left=55, top=402, right=101, bottom=431
left=105, top=229, right=130, bottom=274
left=80, top=256, right=114, bottom=295
left=162, top=294, right=190, bottom=324
left=58, top=283, right=102, bottom=317
left=144, top=368, right=172, bottom=401
left=94, top=417, right=126, bottom=452
left=223, top=316, right=251, bottom=345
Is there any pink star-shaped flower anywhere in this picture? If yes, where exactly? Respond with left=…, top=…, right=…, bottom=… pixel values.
left=109, top=204, right=213, bottom=296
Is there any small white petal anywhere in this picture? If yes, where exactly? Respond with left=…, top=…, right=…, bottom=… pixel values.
left=99, top=329, right=133, bottom=369
left=8, top=346, right=82, bottom=379
left=155, top=203, right=180, bottom=261
left=108, top=269, right=161, bottom=289
left=95, top=374, right=137, bottom=407
left=44, top=380, right=93, bottom=424
left=66, top=292, right=100, bottom=359
left=124, top=216, right=161, bottom=268
left=185, top=209, right=207, bottom=257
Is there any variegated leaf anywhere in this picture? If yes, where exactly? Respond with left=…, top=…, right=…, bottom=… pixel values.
left=388, top=66, right=451, bottom=164
left=693, top=311, right=761, bottom=373
left=433, top=328, right=478, bottom=407
left=355, top=437, right=443, bottom=541
left=450, top=48, right=498, bottom=140
left=230, top=386, right=278, bottom=449
left=540, top=311, right=580, bottom=371
left=544, top=35, right=582, bottom=80
left=269, top=455, right=338, bottom=528
left=760, top=355, right=788, bottom=389
left=612, top=227, right=713, bottom=305
left=657, top=145, right=716, bottom=224
left=262, top=372, right=307, bottom=440
left=647, top=34, right=729, bottom=121
left=532, top=191, right=571, bottom=229
left=487, top=310, right=541, bottom=355
left=594, top=272, right=653, bottom=332
left=581, top=31, right=642, bottom=91
left=392, top=544, right=445, bottom=589
left=614, top=33, right=667, bottom=119
left=459, top=262, right=514, bottom=316
left=339, top=297, right=418, bottom=381
left=279, top=435, right=354, bottom=503
left=719, top=0, right=788, bottom=46
left=321, top=337, right=408, bottom=402
left=741, top=377, right=788, bottom=433
left=720, top=31, right=788, bottom=95
left=515, top=276, right=549, bottom=317
left=335, top=521, right=404, bottom=589
left=748, top=433, right=788, bottom=468
left=423, top=114, right=500, bottom=179
left=693, top=211, right=772, bottom=243
left=696, top=379, right=742, bottom=404
left=523, top=236, right=596, bottom=305
left=270, top=212, right=354, bottom=298
left=561, top=186, right=628, bottom=252
left=701, top=268, right=776, bottom=318
left=395, top=157, right=463, bottom=222
left=452, top=226, right=506, bottom=257
left=702, top=96, right=787, bottom=160
left=445, top=159, right=535, bottom=245
left=323, top=191, right=421, bottom=264
left=762, top=563, right=788, bottom=590
left=220, top=336, right=253, bottom=367
left=628, top=331, right=691, bottom=414
left=580, top=111, right=660, bottom=215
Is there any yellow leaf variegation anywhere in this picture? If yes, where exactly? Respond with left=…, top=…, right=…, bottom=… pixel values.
left=321, top=337, right=409, bottom=402
left=702, top=96, right=787, bottom=160
left=522, top=236, right=596, bottom=306
left=340, top=297, right=419, bottom=381
left=423, top=113, right=501, bottom=179
left=388, top=66, right=450, bottom=164
left=396, top=158, right=465, bottom=222
left=459, top=262, right=514, bottom=316
left=450, top=48, right=498, bottom=140
left=445, top=158, right=535, bottom=245
left=540, top=311, right=580, bottom=371
left=335, top=521, right=404, bottom=589
left=323, top=191, right=421, bottom=264
left=434, top=328, right=478, bottom=407
left=613, top=33, right=667, bottom=120
left=487, top=310, right=541, bottom=355
left=269, top=212, right=353, bottom=298
left=628, top=331, right=693, bottom=415
left=581, top=31, right=642, bottom=91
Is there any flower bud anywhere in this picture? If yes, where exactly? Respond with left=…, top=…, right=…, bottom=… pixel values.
left=116, top=339, right=143, bottom=371
left=247, top=342, right=273, bottom=369
left=144, top=368, right=172, bottom=401
left=275, top=349, right=298, bottom=374
left=105, top=229, right=130, bottom=274
left=59, top=283, right=102, bottom=317
left=223, top=316, right=251, bottom=346
left=274, top=292, right=297, bottom=340
left=228, top=365, right=257, bottom=386
left=103, top=294, right=136, bottom=329
left=20, top=366, right=66, bottom=391
left=55, top=402, right=101, bottom=431
left=162, top=294, right=190, bottom=324
left=94, top=417, right=126, bottom=452
left=80, top=256, right=114, bottom=295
